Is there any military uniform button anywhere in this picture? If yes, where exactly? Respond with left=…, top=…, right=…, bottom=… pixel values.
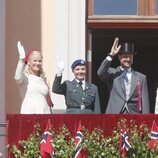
left=80, top=104, right=85, bottom=110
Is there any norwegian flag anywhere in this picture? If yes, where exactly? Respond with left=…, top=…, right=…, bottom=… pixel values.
left=40, top=120, right=54, bottom=158
left=74, top=121, right=86, bottom=158
left=119, top=126, right=132, bottom=157
left=148, top=120, right=158, bottom=150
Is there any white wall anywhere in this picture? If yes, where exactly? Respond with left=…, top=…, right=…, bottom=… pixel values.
left=0, top=0, right=6, bottom=156
left=52, top=0, right=86, bottom=112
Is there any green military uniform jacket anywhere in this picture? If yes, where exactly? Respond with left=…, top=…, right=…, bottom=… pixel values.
left=52, top=75, right=101, bottom=114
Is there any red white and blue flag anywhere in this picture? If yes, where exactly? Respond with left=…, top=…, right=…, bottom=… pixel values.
left=40, top=119, right=54, bottom=158
left=74, top=121, right=86, bottom=158
left=119, top=127, right=132, bottom=157
left=148, top=120, right=158, bottom=150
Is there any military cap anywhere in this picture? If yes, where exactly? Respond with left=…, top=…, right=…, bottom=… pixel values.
left=71, top=59, right=85, bottom=69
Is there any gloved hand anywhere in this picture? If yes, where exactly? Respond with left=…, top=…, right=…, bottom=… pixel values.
left=56, top=55, right=64, bottom=76
left=17, top=41, right=26, bottom=60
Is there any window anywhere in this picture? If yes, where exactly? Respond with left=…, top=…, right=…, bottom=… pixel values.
left=88, top=0, right=157, bottom=16
left=157, top=0, right=158, bottom=14
left=94, top=0, right=137, bottom=15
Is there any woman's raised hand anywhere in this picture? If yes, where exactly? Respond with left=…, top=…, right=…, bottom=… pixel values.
left=17, top=41, right=26, bottom=60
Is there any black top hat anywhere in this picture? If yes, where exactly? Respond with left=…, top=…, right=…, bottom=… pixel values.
left=119, top=43, right=137, bottom=55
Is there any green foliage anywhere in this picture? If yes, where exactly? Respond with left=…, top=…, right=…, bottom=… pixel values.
left=52, top=124, right=75, bottom=158
left=10, top=123, right=41, bottom=158
left=9, top=119, right=158, bottom=158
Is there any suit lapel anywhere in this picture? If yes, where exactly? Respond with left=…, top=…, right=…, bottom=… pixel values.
left=72, top=79, right=77, bottom=84
left=84, top=82, right=91, bottom=91
left=118, top=74, right=126, bottom=98
left=129, top=70, right=139, bottom=98
left=72, top=79, right=80, bottom=88
left=115, top=67, right=126, bottom=97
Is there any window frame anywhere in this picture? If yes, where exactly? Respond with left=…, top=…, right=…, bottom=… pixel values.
left=87, top=0, right=158, bottom=29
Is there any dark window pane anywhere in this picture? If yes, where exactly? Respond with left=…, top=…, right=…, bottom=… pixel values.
left=94, top=0, right=137, bottom=15
left=157, top=0, right=158, bottom=14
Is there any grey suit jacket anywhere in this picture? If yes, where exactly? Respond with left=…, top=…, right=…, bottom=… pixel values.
left=97, top=57, right=150, bottom=114
left=52, top=75, right=101, bottom=114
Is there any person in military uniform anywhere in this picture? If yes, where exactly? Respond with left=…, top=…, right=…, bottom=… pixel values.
left=52, top=58, right=101, bottom=114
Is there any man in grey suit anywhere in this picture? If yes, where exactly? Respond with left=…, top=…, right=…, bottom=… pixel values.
left=97, top=37, right=149, bottom=114
left=52, top=58, right=101, bottom=114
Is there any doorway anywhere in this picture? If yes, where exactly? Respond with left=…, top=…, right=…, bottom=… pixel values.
left=92, top=28, right=158, bottom=113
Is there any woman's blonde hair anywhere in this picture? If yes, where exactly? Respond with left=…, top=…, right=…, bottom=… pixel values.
left=24, top=50, right=46, bottom=80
